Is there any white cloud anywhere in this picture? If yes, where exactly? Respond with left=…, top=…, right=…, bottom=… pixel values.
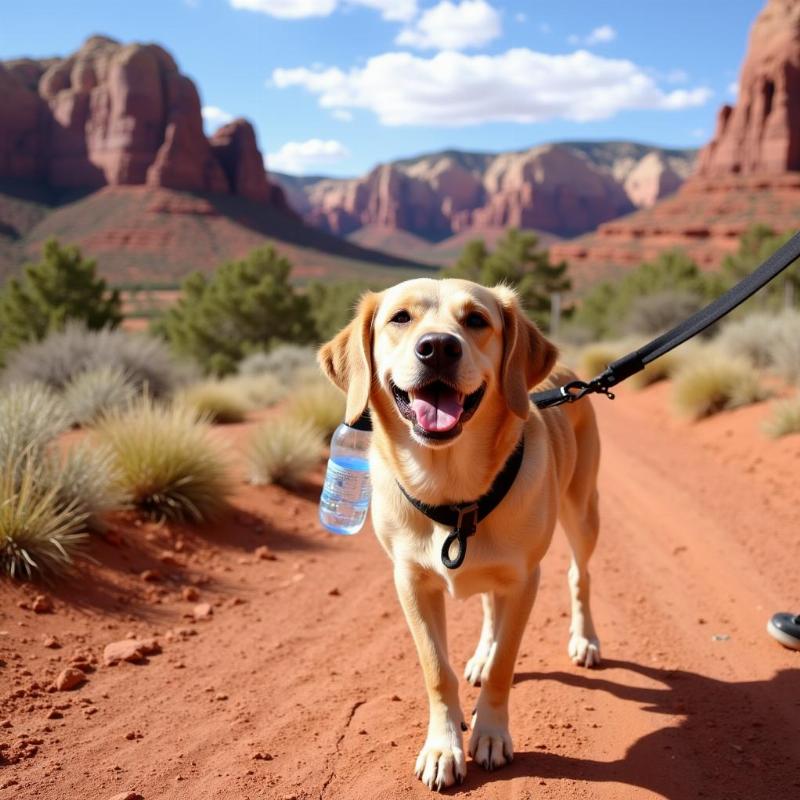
left=267, top=139, right=350, bottom=173
left=665, top=68, right=689, bottom=84
left=230, top=0, right=336, bottom=18
left=569, top=24, right=616, bottom=47
left=332, top=108, right=354, bottom=121
left=202, top=105, right=234, bottom=127
left=228, top=0, right=416, bottom=20
left=396, top=0, right=501, bottom=50
left=272, top=49, right=713, bottom=127
left=728, top=80, right=739, bottom=98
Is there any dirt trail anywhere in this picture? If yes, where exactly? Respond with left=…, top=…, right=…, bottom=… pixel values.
left=1, top=385, right=799, bottom=800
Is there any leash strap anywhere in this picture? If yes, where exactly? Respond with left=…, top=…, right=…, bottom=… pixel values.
left=396, top=437, right=525, bottom=570
left=532, top=230, right=800, bottom=410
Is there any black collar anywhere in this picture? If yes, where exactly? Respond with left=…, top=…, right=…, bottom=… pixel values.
left=396, top=436, right=525, bottom=570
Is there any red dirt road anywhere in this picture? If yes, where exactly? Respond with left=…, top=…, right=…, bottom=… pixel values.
left=2, top=384, right=799, bottom=800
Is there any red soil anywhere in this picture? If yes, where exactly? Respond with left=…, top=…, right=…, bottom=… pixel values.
left=1, top=386, right=799, bottom=800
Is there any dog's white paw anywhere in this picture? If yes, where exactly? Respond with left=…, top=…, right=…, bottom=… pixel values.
left=568, top=633, right=601, bottom=668
left=414, top=736, right=467, bottom=791
left=464, top=645, right=493, bottom=686
left=469, top=708, right=513, bottom=771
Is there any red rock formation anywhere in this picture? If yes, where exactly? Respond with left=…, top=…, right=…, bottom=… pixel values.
left=0, top=35, right=280, bottom=205
left=552, top=0, right=800, bottom=279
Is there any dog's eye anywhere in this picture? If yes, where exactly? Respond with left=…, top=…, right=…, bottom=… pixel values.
left=390, top=310, right=411, bottom=324
left=464, top=311, right=489, bottom=329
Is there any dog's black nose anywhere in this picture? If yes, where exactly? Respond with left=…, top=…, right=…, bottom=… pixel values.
left=415, top=333, right=462, bottom=367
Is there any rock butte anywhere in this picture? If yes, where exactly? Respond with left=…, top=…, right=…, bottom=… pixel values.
left=552, top=0, right=800, bottom=278
left=0, top=35, right=287, bottom=208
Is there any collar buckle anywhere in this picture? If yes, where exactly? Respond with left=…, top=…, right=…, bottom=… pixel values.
left=453, top=502, right=479, bottom=536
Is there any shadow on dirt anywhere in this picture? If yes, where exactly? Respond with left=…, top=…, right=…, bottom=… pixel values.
left=462, top=659, right=800, bottom=799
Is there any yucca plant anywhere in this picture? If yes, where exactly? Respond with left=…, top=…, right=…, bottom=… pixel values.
left=672, top=352, right=769, bottom=419
left=177, top=380, right=250, bottom=424
left=62, top=365, right=136, bottom=427
left=248, top=417, right=324, bottom=488
left=763, top=395, right=800, bottom=439
left=286, top=378, right=346, bottom=438
left=97, top=397, right=234, bottom=521
left=0, top=453, right=89, bottom=581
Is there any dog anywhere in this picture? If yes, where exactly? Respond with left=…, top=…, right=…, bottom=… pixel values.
left=319, top=278, right=601, bottom=790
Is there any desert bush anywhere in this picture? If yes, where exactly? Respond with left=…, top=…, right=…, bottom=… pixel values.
left=0, top=239, right=121, bottom=365
left=286, top=378, right=346, bottom=437
left=153, top=246, right=317, bottom=376
left=51, top=442, right=128, bottom=530
left=576, top=339, right=638, bottom=381
left=0, top=383, right=70, bottom=463
left=0, top=453, right=88, bottom=580
left=624, top=289, right=704, bottom=336
left=1, top=323, right=196, bottom=396
left=628, top=348, right=692, bottom=389
left=248, top=417, right=323, bottom=487
left=771, top=319, right=800, bottom=385
left=62, top=366, right=136, bottom=427
left=307, top=280, right=374, bottom=342
left=227, top=374, right=286, bottom=409
left=672, top=352, right=768, bottom=419
left=97, top=397, right=234, bottom=521
left=446, top=229, right=570, bottom=328
left=177, top=381, right=250, bottom=424
left=237, top=344, right=318, bottom=384
left=763, top=395, right=800, bottom=438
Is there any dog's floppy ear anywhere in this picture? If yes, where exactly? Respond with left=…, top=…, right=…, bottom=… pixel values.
left=318, top=291, right=379, bottom=425
left=495, top=285, right=558, bottom=419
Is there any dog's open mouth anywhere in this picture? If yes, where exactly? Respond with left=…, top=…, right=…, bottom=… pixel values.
left=391, top=380, right=485, bottom=440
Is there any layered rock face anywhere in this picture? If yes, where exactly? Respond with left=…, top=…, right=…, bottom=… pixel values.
left=553, top=0, right=800, bottom=276
left=279, top=143, right=694, bottom=242
left=0, top=36, right=283, bottom=206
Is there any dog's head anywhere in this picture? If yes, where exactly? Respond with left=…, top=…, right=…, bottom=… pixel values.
left=319, top=278, right=557, bottom=448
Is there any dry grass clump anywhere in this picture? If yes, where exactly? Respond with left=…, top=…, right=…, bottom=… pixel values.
left=229, top=373, right=286, bottom=409
left=672, top=351, right=769, bottom=420
left=762, top=395, right=800, bottom=439
left=0, top=383, right=70, bottom=461
left=285, top=377, right=346, bottom=437
left=772, top=334, right=800, bottom=385
left=248, top=417, right=323, bottom=488
left=577, top=340, right=638, bottom=381
left=177, top=381, right=250, bottom=424
left=0, top=454, right=88, bottom=581
left=628, top=343, right=702, bottom=389
left=62, top=366, right=136, bottom=427
left=238, top=345, right=317, bottom=383
left=96, top=397, right=234, bottom=522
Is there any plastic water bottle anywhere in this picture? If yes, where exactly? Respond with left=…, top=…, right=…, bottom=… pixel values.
left=319, top=412, right=372, bottom=535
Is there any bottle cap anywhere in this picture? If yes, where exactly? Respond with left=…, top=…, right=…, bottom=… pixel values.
left=349, top=409, right=372, bottom=432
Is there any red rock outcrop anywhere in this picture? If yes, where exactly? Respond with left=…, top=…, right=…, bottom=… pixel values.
left=0, top=36, right=281, bottom=205
left=279, top=143, right=694, bottom=241
left=552, top=0, right=800, bottom=279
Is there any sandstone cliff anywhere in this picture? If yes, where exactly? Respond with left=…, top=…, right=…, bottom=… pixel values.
left=0, top=36, right=285, bottom=206
left=275, top=142, right=694, bottom=242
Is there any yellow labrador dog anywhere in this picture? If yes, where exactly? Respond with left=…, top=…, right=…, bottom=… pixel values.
left=319, top=278, right=601, bottom=790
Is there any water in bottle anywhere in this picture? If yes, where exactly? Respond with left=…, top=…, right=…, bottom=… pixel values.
left=319, top=412, right=372, bottom=535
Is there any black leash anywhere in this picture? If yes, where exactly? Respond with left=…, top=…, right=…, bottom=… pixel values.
left=396, top=437, right=525, bottom=569
left=532, top=230, right=800, bottom=410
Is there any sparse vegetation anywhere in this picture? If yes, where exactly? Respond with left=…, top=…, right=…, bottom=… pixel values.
left=153, top=246, right=317, bottom=376
left=763, top=395, right=800, bottom=438
left=286, top=378, right=346, bottom=438
left=97, top=398, right=234, bottom=522
left=629, top=348, right=693, bottom=389
left=577, top=339, right=638, bottom=381
left=1, top=323, right=196, bottom=396
left=672, top=352, right=769, bottom=419
left=177, top=381, right=250, bottom=424
left=0, top=383, right=70, bottom=463
left=238, top=344, right=318, bottom=383
left=230, top=373, right=286, bottom=409
left=624, top=289, right=704, bottom=336
left=0, top=239, right=122, bottom=365
left=62, top=366, right=136, bottom=427
left=248, top=417, right=324, bottom=488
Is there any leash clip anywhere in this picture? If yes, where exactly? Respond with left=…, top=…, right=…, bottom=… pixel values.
left=441, top=502, right=479, bottom=570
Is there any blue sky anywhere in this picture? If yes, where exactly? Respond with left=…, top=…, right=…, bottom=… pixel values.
left=2, top=0, right=763, bottom=177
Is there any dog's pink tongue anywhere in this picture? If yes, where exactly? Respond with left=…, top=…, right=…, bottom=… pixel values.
left=411, top=385, right=463, bottom=432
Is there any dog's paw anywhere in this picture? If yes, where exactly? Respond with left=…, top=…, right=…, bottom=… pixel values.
left=568, top=633, right=601, bottom=667
left=469, top=708, right=513, bottom=771
left=414, top=737, right=467, bottom=791
left=463, top=645, right=493, bottom=686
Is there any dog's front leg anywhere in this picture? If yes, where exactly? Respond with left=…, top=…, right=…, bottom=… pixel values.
left=394, top=567, right=466, bottom=790
left=470, top=566, right=540, bottom=771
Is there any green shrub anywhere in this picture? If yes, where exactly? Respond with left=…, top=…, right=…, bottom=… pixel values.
left=672, top=352, right=769, bottom=419
left=286, top=378, right=346, bottom=437
left=97, top=397, right=234, bottom=521
left=177, top=381, right=250, bottom=424
left=307, top=280, right=374, bottom=342
left=62, top=366, right=136, bottom=427
left=0, top=453, right=88, bottom=581
left=0, top=239, right=121, bottom=365
left=445, top=229, right=570, bottom=328
left=248, top=417, right=323, bottom=488
left=153, top=246, right=317, bottom=376
left=1, top=323, right=196, bottom=396
left=763, top=395, right=800, bottom=438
